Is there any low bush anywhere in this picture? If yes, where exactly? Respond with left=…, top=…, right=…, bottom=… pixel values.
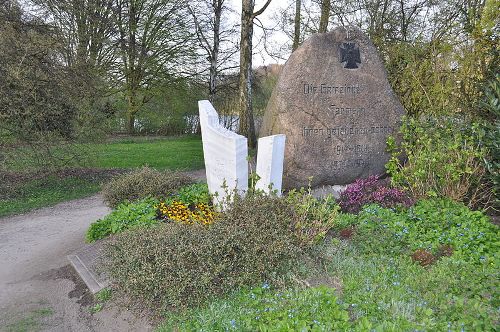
left=101, top=166, right=193, bottom=208
left=105, top=195, right=300, bottom=311
left=286, top=188, right=340, bottom=246
left=338, top=175, right=413, bottom=213
left=386, top=116, right=490, bottom=208
left=86, top=197, right=159, bottom=242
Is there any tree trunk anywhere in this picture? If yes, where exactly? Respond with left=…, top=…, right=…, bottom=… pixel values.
left=209, top=1, right=222, bottom=102
left=126, top=88, right=138, bottom=134
left=238, top=0, right=257, bottom=148
left=319, top=0, right=330, bottom=33
left=126, top=112, right=135, bottom=134
left=292, top=0, right=301, bottom=51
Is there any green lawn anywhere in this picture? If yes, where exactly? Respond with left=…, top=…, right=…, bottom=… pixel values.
left=0, top=175, right=101, bottom=218
left=87, top=135, right=204, bottom=170
left=0, top=135, right=204, bottom=218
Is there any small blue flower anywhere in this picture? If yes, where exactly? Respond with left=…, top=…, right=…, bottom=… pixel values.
left=393, top=281, right=400, bottom=286
left=230, top=319, right=236, bottom=328
left=262, top=282, right=270, bottom=290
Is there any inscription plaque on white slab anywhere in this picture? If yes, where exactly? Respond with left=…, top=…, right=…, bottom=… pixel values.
left=255, top=135, right=286, bottom=195
left=198, top=100, right=248, bottom=206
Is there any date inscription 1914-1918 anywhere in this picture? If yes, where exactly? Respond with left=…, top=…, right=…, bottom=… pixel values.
left=339, top=42, right=361, bottom=69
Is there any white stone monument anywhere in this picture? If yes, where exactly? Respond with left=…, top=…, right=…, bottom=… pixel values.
left=198, top=100, right=248, bottom=206
left=255, top=135, right=286, bottom=195
left=199, top=100, right=286, bottom=206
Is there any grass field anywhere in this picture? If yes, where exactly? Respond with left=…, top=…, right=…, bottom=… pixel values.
left=0, top=175, right=102, bottom=218
left=88, top=135, right=204, bottom=170
left=0, top=135, right=204, bottom=218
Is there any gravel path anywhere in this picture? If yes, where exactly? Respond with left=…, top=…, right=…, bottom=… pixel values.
left=0, top=169, right=208, bottom=331
left=0, top=195, right=151, bottom=332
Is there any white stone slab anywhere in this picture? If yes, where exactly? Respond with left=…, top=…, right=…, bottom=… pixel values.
left=198, top=100, right=248, bottom=206
left=255, top=134, right=286, bottom=195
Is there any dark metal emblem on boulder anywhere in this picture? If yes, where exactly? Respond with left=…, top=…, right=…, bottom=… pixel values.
left=340, top=42, right=361, bottom=69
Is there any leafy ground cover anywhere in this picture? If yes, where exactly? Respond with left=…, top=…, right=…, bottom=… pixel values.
left=0, top=136, right=204, bottom=217
left=160, top=285, right=353, bottom=331
left=153, top=199, right=498, bottom=331
left=88, top=172, right=497, bottom=331
left=87, top=182, right=212, bottom=242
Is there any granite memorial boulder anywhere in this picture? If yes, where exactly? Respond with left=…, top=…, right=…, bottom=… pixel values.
left=260, top=26, right=404, bottom=189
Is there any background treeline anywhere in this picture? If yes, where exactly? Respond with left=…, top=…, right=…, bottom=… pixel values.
left=0, top=0, right=498, bottom=209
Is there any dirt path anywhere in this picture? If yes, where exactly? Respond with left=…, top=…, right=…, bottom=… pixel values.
left=0, top=195, right=151, bottom=332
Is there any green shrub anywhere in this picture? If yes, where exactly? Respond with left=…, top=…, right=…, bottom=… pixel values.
left=86, top=197, right=159, bottom=242
left=339, top=199, right=499, bottom=264
left=286, top=188, right=340, bottom=247
left=386, top=116, right=489, bottom=208
left=479, top=74, right=500, bottom=210
left=105, top=196, right=300, bottom=311
left=160, top=285, right=351, bottom=331
left=101, top=166, right=194, bottom=208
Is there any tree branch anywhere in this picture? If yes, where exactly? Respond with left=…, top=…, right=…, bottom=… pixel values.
left=252, top=0, right=272, bottom=18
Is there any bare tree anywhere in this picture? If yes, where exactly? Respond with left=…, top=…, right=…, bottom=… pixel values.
left=239, top=0, right=272, bottom=148
left=188, top=0, right=238, bottom=103
left=31, top=0, right=115, bottom=69
left=113, top=0, right=194, bottom=133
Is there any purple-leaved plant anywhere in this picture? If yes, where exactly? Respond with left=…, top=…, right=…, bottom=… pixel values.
left=339, top=175, right=413, bottom=213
